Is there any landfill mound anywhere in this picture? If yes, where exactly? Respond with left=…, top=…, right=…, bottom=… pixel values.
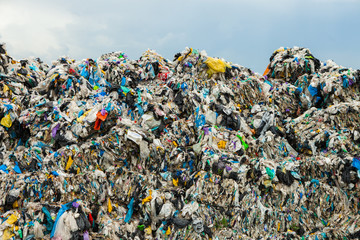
left=1, top=43, right=360, bottom=240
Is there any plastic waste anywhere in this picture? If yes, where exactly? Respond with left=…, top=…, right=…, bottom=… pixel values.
left=0, top=43, right=359, bottom=239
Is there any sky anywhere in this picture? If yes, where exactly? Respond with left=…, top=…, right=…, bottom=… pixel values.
left=0, top=0, right=359, bottom=74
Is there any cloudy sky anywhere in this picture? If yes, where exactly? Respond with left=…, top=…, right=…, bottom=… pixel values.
left=0, top=0, right=359, bottom=73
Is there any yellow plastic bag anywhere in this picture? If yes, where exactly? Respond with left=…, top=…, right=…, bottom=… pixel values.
left=172, top=178, right=179, bottom=186
left=65, top=156, right=73, bottom=170
left=205, top=57, right=231, bottom=78
left=3, top=84, right=10, bottom=94
left=263, top=180, right=273, bottom=188
left=2, top=228, right=15, bottom=240
left=142, top=190, right=152, bottom=205
left=144, top=226, right=152, bottom=235
left=205, top=57, right=226, bottom=73
left=217, top=140, right=227, bottom=149
left=1, top=114, right=12, bottom=128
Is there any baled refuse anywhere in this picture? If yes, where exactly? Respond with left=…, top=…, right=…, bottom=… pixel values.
left=0, top=43, right=360, bottom=239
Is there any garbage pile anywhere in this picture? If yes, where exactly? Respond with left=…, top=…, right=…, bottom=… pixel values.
left=264, top=47, right=360, bottom=117
left=0, top=42, right=360, bottom=239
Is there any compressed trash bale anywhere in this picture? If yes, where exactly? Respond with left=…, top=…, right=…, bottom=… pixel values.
left=265, top=46, right=321, bottom=82
left=0, top=43, right=360, bottom=239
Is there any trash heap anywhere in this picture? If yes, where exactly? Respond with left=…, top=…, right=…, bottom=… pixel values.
left=0, top=42, right=360, bottom=239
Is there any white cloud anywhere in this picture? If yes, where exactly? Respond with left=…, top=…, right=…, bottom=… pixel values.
left=0, top=2, right=76, bottom=60
left=0, top=0, right=359, bottom=72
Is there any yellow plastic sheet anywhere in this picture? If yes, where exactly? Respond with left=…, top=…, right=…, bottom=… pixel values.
left=108, top=198, right=113, bottom=213
left=6, top=214, right=18, bottom=225
left=142, top=190, right=152, bottom=205
left=77, top=110, right=91, bottom=123
left=65, top=156, right=73, bottom=170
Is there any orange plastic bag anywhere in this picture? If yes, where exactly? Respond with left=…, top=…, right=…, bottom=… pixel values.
left=94, top=111, right=108, bottom=130
left=263, top=64, right=271, bottom=76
